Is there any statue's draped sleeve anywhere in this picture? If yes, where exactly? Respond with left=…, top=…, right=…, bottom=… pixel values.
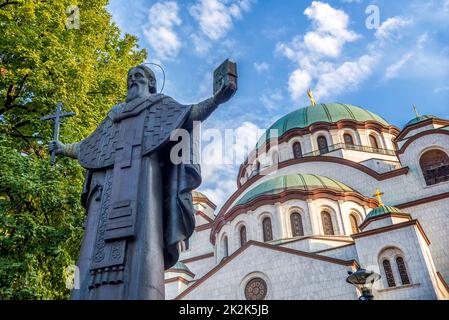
left=141, top=96, right=202, bottom=269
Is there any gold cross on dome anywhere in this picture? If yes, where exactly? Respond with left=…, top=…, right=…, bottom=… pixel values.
left=373, top=188, right=385, bottom=206
left=307, top=89, right=317, bottom=107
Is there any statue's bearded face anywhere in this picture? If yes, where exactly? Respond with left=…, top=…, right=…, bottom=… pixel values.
left=126, top=67, right=153, bottom=102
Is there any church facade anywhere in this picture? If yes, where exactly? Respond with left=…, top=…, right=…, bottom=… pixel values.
left=164, top=102, right=449, bottom=300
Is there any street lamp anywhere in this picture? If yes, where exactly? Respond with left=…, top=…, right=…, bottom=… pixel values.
left=346, top=267, right=381, bottom=300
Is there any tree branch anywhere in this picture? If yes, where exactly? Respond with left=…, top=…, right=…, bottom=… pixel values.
left=0, top=1, right=20, bottom=9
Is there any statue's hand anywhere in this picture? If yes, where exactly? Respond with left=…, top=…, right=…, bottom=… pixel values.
left=213, top=81, right=237, bottom=106
left=48, top=140, right=64, bottom=155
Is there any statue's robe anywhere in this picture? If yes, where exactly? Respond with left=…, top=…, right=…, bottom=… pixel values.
left=71, top=94, right=201, bottom=300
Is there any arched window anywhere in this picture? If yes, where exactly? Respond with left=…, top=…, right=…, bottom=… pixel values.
left=349, top=214, right=359, bottom=234
left=262, top=217, right=273, bottom=242
left=321, top=212, right=334, bottom=235
left=293, top=142, right=302, bottom=158
left=254, top=161, right=260, bottom=175
left=290, top=212, right=304, bottom=237
left=369, top=134, right=379, bottom=150
left=240, top=225, right=247, bottom=247
left=343, top=133, right=354, bottom=146
left=419, top=149, right=449, bottom=186
left=396, top=257, right=410, bottom=285
left=222, top=236, right=229, bottom=258
left=383, top=259, right=396, bottom=287
left=317, top=136, right=329, bottom=154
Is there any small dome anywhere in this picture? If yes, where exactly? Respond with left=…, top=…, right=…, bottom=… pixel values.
left=236, top=174, right=354, bottom=206
left=171, top=261, right=191, bottom=272
left=257, top=103, right=390, bottom=148
left=365, top=205, right=403, bottom=219
left=405, top=115, right=439, bottom=127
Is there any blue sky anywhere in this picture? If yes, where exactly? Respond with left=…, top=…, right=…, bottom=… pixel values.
left=108, top=0, right=449, bottom=209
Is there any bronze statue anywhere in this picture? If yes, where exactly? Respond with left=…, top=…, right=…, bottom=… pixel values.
left=49, top=60, right=237, bottom=299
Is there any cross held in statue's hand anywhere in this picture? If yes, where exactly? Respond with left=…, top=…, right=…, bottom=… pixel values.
left=41, top=102, right=76, bottom=166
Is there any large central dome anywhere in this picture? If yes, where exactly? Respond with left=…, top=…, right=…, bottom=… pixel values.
left=257, top=103, right=390, bottom=147
left=235, top=173, right=354, bottom=206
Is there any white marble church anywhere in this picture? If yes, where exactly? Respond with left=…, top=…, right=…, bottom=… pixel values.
left=164, top=100, right=449, bottom=300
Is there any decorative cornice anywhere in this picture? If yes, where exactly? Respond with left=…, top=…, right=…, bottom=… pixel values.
left=352, top=220, right=430, bottom=245
left=437, top=272, right=449, bottom=294
left=195, top=222, right=213, bottom=232
left=397, top=129, right=449, bottom=155
left=193, top=197, right=217, bottom=210
left=395, top=118, right=449, bottom=142
left=165, top=268, right=195, bottom=278
left=180, top=252, right=214, bottom=264
left=164, top=276, right=191, bottom=285
left=238, top=155, right=408, bottom=190
left=313, top=243, right=355, bottom=254
left=395, top=191, right=449, bottom=209
left=210, top=188, right=377, bottom=244
left=174, top=240, right=359, bottom=300
left=196, top=210, right=214, bottom=223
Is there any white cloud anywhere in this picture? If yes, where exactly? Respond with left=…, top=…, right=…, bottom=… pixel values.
left=190, top=0, right=253, bottom=40
left=434, top=86, right=449, bottom=93
left=374, top=17, right=412, bottom=42
left=384, top=33, right=428, bottom=80
left=143, top=1, right=182, bottom=60
left=254, top=62, right=269, bottom=73
left=276, top=1, right=417, bottom=101
left=289, top=70, right=312, bottom=100
left=303, top=1, right=359, bottom=57
left=315, top=54, right=378, bottom=98
left=260, top=90, right=284, bottom=110
left=276, top=1, right=360, bottom=100
left=199, top=120, right=263, bottom=209
left=189, top=0, right=254, bottom=54
left=384, top=53, right=413, bottom=80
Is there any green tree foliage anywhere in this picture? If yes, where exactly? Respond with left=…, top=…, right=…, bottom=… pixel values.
left=0, top=0, right=147, bottom=299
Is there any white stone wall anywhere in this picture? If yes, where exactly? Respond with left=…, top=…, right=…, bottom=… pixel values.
left=315, top=244, right=359, bottom=261
left=180, top=244, right=358, bottom=300
left=354, top=225, right=439, bottom=299
left=280, top=237, right=354, bottom=254
left=405, top=199, right=449, bottom=284
left=183, top=256, right=216, bottom=280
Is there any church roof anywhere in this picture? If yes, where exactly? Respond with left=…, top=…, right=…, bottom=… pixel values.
left=236, top=173, right=354, bottom=206
left=257, top=103, right=390, bottom=148
left=365, top=205, right=403, bottom=219
left=404, top=114, right=439, bottom=127
left=192, top=190, right=208, bottom=199
left=171, top=261, right=192, bottom=272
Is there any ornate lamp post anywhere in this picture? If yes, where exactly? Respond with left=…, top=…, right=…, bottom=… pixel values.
left=346, top=267, right=381, bottom=300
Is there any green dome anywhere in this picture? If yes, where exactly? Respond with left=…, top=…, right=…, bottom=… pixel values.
left=366, top=205, right=403, bottom=219
left=405, top=115, right=438, bottom=127
left=235, top=174, right=354, bottom=206
left=257, top=103, right=389, bottom=148
left=171, top=261, right=191, bottom=272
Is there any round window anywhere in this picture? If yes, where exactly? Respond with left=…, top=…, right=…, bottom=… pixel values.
left=244, top=278, right=268, bottom=300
